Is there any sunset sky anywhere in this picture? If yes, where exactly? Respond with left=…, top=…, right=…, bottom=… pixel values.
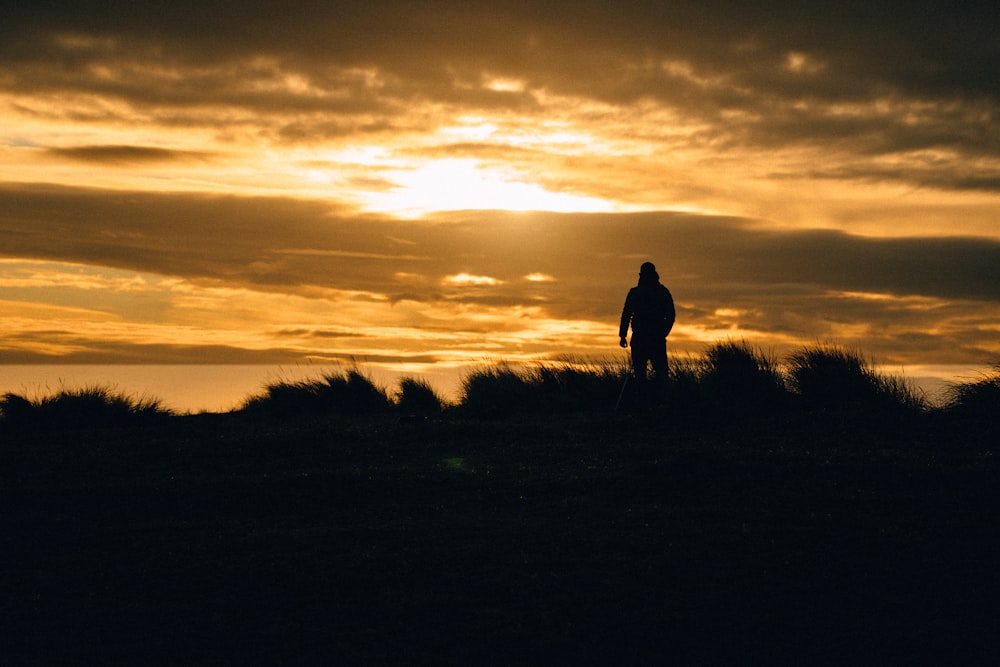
left=2, top=1, right=999, bottom=387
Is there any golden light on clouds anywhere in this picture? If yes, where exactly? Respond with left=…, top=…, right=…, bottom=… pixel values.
left=1, top=1, right=999, bottom=399
left=445, top=273, right=503, bottom=287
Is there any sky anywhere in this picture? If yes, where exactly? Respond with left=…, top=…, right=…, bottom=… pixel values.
left=2, top=1, right=999, bottom=388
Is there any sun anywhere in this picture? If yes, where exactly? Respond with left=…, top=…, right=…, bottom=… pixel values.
left=358, top=158, right=623, bottom=217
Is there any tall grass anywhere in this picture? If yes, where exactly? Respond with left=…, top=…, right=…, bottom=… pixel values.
left=458, top=364, right=536, bottom=417
left=698, top=340, right=788, bottom=414
left=458, top=359, right=628, bottom=417
left=240, top=369, right=392, bottom=417
left=452, top=343, right=928, bottom=420
left=0, top=344, right=962, bottom=429
left=232, top=345, right=931, bottom=422
left=0, top=386, right=171, bottom=430
left=397, top=377, right=445, bottom=415
left=787, top=345, right=926, bottom=415
left=943, top=364, right=1000, bottom=422
left=528, top=360, right=629, bottom=413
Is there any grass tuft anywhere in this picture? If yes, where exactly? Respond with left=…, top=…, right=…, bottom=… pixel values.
left=529, top=360, right=630, bottom=413
left=240, top=369, right=393, bottom=418
left=458, top=359, right=631, bottom=417
left=397, top=377, right=445, bottom=415
left=0, top=386, right=171, bottom=430
left=787, top=345, right=925, bottom=416
left=699, top=340, right=788, bottom=414
left=458, top=364, right=534, bottom=418
left=943, top=364, right=1000, bottom=422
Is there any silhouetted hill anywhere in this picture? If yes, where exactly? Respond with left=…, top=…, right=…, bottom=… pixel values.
left=3, top=348, right=1000, bottom=664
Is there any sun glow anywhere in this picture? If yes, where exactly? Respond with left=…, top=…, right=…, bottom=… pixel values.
left=358, top=158, right=623, bottom=217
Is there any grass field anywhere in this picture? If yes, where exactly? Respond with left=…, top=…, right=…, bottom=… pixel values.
left=3, top=345, right=999, bottom=664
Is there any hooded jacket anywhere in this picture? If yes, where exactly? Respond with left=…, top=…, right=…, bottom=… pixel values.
left=619, top=271, right=676, bottom=341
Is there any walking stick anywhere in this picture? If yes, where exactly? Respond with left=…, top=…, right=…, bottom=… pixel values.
left=614, top=374, right=629, bottom=412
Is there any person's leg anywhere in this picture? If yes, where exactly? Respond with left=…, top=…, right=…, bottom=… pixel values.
left=649, top=339, right=669, bottom=403
left=631, top=343, right=650, bottom=382
left=649, top=339, right=668, bottom=379
left=630, top=340, right=659, bottom=408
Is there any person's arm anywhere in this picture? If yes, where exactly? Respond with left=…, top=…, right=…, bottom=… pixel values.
left=619, top=291, right=633, bottom=347
left=663, top=288, right=676, bottom=337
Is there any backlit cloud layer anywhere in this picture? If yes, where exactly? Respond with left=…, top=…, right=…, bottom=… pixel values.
left=2, top=2, right=999, bottom=379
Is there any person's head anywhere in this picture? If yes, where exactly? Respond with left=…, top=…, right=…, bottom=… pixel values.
left=638, top=262, right=659, bottom=283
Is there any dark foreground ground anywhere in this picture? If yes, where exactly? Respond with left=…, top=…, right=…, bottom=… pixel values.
left=3, top=410, right=999, bottom=665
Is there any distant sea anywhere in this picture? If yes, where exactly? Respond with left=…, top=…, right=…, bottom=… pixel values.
left=0, top=363, right=983, bottom=413
left=0, top=365, right=468, bottom=414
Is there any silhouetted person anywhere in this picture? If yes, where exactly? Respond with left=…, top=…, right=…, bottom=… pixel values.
left=619, top=262, right=676, bottom=386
